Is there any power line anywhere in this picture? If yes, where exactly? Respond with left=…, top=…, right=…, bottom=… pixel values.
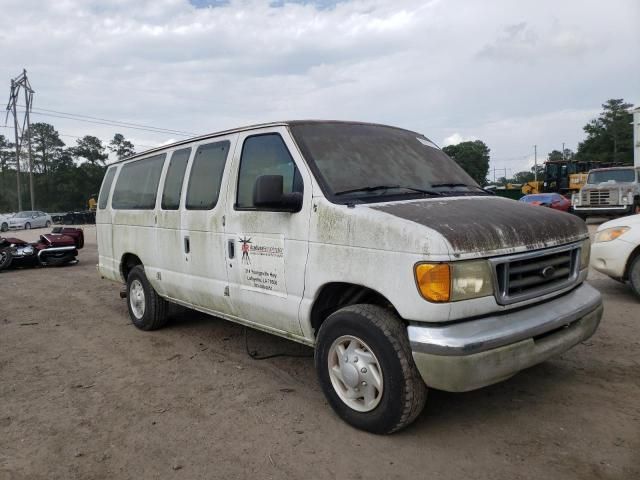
left=0, top=124, right=155, bottom=149
left=18, top=109, right=197, bottom=137
left=27, top=105, right=197, bottom=136
left=24, top=105, right=197, bottom=135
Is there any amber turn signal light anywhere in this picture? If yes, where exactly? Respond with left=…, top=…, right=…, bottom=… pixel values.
left=414, top=263, right=451, bottom=302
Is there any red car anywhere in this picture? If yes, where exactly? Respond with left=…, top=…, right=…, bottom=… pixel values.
left=519, top=193, right=571, bottom=212
left=0, top=227, right=84, bottom=270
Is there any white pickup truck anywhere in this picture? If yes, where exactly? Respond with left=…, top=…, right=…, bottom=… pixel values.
left=96, top=120, right=603, bottom=433
left=572, top=166, right=640, bottom=218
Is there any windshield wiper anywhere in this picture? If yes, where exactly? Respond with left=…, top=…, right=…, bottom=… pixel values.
left=430, top=183, right=493, bottom=195
left=334, top=185, right=444, bottom=197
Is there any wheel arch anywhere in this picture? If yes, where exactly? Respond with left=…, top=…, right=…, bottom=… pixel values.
left=309, top=282, right=400, bottom=338
left=120, top=253, right=143, bottom=281
left=624, top=244, right=640, bottom=280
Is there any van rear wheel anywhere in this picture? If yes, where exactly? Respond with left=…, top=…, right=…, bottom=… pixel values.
left=315, top=304, right=427, bottom=434
left=126, top=265, right=169, bottom=330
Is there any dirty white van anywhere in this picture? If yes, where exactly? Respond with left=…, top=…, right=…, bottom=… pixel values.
left=97, top=121, right=603, bottom=433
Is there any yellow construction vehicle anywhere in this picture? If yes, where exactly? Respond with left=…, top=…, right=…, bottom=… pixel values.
left=88, top=195, right=97, bottom=212
left=521, top=181, right=542, bottom=195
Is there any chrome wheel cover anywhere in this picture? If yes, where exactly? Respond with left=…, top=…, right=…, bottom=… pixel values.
left=129, top=279, right=146, bottom=319
left=328, top=335, right=384, bottom=412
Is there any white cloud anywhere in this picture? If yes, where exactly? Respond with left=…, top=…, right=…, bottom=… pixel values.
left=0, top=0, right=637, bottom=166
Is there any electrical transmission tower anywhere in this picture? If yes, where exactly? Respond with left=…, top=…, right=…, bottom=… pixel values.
left=5, top=69, right=35, bottom=211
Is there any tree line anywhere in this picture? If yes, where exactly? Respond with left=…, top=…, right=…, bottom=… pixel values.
left=0, top=127, right=135, bottom=212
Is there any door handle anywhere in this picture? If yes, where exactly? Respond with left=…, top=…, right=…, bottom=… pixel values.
left=228, top=239, right=235, bottom=259
left=184, top=236, right=190, bottom=254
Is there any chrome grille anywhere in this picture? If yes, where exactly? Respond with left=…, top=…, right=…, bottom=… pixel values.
left=588, top=190, right=612, bottom=205
left=491, top=244, right=581, bottom=305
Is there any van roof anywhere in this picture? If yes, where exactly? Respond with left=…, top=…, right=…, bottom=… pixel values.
left=109, top=120, right=422, bottom=166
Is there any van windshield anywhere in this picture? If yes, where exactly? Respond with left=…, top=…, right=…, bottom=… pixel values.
left=290, top=122, right=484, bottom=203
left=587, top=169, right=636, bottom=184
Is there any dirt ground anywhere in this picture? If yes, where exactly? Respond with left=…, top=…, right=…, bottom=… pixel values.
left=1, top=223, right=639, bottom=480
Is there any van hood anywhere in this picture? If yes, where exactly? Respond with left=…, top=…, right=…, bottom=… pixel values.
left=370, top=196, right=588, bottom=256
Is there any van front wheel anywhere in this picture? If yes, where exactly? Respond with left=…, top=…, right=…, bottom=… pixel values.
left=315, top=304, right=427, bottom=434
left=126, top=265, right=168, bottom=330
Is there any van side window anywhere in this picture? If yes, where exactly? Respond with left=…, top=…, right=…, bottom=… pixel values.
left=161, top=148, right=191, bottom=210
left=186, top=141, right=230, bottom=210
left=112, top=154, right=166, bottom=210
left=98, top=167, right=117, bottom=209
left=236, top=134, right=302, bottom=209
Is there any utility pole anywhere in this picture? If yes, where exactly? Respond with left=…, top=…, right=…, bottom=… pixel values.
left=8, top=79, right=22, bottom=211
left=562, top=142, right=565, bottom=161
left=5, top=69, right=35, bottom=211
left=534, top=145, right=538, bottom=182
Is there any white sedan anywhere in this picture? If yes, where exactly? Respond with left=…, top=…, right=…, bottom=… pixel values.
left=591, top=214, right=640, bottom=298
left=7, top=211, right=53, bottom=230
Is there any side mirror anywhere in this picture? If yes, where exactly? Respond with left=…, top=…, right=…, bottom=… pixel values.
left=253, top=175, right=302, bottom=213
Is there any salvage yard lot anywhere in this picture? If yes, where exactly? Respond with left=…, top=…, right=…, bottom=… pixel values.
left=1, top=225, right=639, bottom=480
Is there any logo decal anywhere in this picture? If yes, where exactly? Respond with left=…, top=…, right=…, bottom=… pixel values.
left=239, top=236, right=252, bottom=265
left=541, top=266, right=556, bottom=279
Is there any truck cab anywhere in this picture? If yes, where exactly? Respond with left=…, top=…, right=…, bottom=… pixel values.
left=571, top=166, right=640, bottom=218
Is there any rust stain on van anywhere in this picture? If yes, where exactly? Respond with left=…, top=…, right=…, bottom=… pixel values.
left=371, top=197, right=587, bottom=254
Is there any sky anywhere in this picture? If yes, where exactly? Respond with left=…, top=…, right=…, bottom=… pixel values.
left=1, top=0, right=638, bottom=175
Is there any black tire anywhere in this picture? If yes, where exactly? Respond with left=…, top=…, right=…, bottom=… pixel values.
left=24, top=222, right=31, bottom=230
left=45, top=220, right=51, bottom=228
left=629, top=256, right=640, bottom=300
left=0, top=222, right=7, bottom=232
left=315, top=304, right=427, bottom=434
left=0, top=249, right=12, bottom=270
left=126, top=265, right=169, bottom=331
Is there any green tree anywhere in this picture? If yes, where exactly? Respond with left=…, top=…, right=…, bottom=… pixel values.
left=109, top=133, right=136, bottom=161
left=71, top=135, right=108, bottom=165
left=0, top=135, right=16, bottom=211
left=442, top=140, right=490, bottom=186
left=547, top=148, right=575, bottom=162
left=0, top=134, right=14, bottom=175
left=513, top=170, right=534, bottom=184
left=577, top=99, right=633, bottom=164
left=30, top=123, right=65, bottom=175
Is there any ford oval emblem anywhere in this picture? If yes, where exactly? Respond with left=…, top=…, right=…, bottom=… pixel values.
left=541, top=266, right=556, bottom=279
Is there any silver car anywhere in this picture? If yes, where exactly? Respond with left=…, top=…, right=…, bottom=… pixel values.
left=7, top=211, right=53, bottom=230
left=0, top=214, right=12, bottom=232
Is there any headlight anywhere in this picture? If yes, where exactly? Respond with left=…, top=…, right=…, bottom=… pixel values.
left=414, top=260, right=493, bottom=303
left=580, top=239, right=591, bottom=269
left=594, top=226, right=630, bottom=243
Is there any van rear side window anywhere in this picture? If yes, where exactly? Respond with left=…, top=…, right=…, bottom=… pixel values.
left=161, top=148, right=191, bottom=210
left=186, top=141, right=230, bottom=210
left=112, top=154, right=166, bottom=210
left=98, top=167, right=117, bottom=209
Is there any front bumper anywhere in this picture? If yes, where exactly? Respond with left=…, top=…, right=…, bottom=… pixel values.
left=408, top=282, right=602, bottom=392
left=572, top=205, right=633, bottom=216
left=591, top=239, right=636, bottom=280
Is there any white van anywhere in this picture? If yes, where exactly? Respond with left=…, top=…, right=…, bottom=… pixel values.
left=97, top=121, right=603, bottom=433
